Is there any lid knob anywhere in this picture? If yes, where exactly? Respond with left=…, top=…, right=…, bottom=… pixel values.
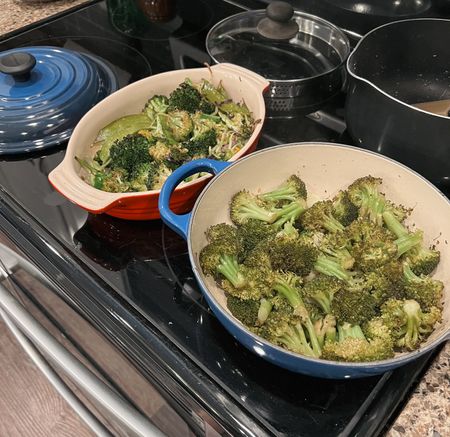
left=0, top=51, right=36, bottom=82
left=257, top=1, right=299, bottom=40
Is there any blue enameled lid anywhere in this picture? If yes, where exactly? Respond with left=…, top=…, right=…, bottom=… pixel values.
left=0, top=46, right=118, bottom=154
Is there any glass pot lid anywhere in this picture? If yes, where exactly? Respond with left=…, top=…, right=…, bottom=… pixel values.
left=0, top=46, right=118, bottom=154
left=206, top=1, right=350, bottom=82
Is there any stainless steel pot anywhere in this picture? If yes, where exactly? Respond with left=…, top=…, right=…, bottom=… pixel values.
left=206, top=2, right=351, bottom=118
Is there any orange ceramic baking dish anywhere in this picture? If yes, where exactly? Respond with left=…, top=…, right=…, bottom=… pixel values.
left=48, top=63, right=269, bottom=220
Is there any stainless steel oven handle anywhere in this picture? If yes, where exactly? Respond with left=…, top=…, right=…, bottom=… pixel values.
left=0, top=281, right=165, bottom=437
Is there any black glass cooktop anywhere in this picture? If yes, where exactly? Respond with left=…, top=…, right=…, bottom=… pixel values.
left=0, top=1, right=446, bottom=436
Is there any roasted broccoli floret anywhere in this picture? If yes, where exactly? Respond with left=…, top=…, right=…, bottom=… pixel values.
left=407, top=245, right=441, bottom=277
left=183, top=129, right=217, bottom=158
left=227, top=295, right=258, bottom=325
left=163, top=110, right=193, bottom=142
left=128, top=162, right=157, bottom=192
left=332, top=190, right=358, bottom=226
left=109, top=133, right=153, bottom=175
left=237, top=219, right=276, bottom=257
left=272, top=272, right=322, bottom=357
left=266, top=319, right=318, bottom=357
left=206, top=223, right=240, bottom=244
left=348, top=176, right=408, bottom=226
left=403, top=262, right=444, bottom=310
left=364, top=261, right=406, bottom=305
left=222, top=264, right=274, bottom=301
left=242, top=239, right=273, bottom=270
left=94, top=114, right=152, bottom=165
left=163, top=145, right=190, bottom=171
left=383, top=210, right=440, bottom=275
left=199, top=243, right=246, bottom=289
left=257, top=298, right=274, bottom=325
left=144, top=95, right=169, bottom=120
left=271, top=198, right=308, bottom=230
left=230, top=190, right=278, bottom=225
left=301, top=200, right=345, bottom=233
left=314, top=254, right=354, bottom=282
left=319, top=233, right=355, bottom=270
left=168, top=81, right=202, bottom=113
left=331, top=283, right=377, bottom=326
left=322, top=322, right=394, bottom=362
left=349, top=220, right=421, bottom=272
left=260, top=175, right=307, bottom=204
left=204, top=223, right=243, bottom=259
left=302, top=275, right=344, bottom=314
left=268, top=235, right=318, bottom=277
left=381, top=299, right=441, bottom=350
left=314, top=314, right=337, bottom=347
left=101, top=168, right=130, bottom=193
left=148, top=140, right=172, bottom=162
left=198, top=99, right=215, bottom=114
left=227, top=295, right=273, bottom=326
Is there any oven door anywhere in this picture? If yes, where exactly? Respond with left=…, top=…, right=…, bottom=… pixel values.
left=0, top=239, right=214, bottom=437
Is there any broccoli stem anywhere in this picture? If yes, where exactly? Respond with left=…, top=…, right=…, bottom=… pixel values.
left=278, top=326, right=308, bottom=354
left=395, top=232, right=422, bottom=257
left=272, top=199, right=307, bottom=229
left=321, top=246, right=355, bottom=270
left=294, top=323, right=318, bottom=357
left=273, top=278, right=321, bottom=357
left=314, top=255, right=352, bottom=282
left=403, top=262, right=419, bottom=282
left=402, top=300, right=421, bottom=349
left=382, top=210, right=408, bottom=238
left=239, top=203, right=278, bottom=223
left=311, top=291, right=332, bottom=314
left=257, top=298, right=273, bottom=325
left=262, top=186, right=298, bottom=202
left=216, top=255, right=246, bottom=289
left=301, top=318, right=322, bottom=357
left=280, top=221, right=299, bottom=238
left=273, top=280, right=302, bottom=309
left=323, top=215, right=345, bottom=233
left=338, top=322, right=365, bottom=341
left=366, top=194, right=386, bottom=226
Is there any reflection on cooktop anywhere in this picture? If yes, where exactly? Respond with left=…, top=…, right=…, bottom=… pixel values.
left=108, top=0, right=213, bottom=41
left=73, top=213, right=187, bottom=270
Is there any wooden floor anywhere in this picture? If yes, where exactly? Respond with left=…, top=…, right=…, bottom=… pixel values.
left=0, top=318, right=94, bottom=437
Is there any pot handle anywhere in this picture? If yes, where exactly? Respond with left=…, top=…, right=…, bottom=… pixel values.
left=159, top=159, right=231, bottom=239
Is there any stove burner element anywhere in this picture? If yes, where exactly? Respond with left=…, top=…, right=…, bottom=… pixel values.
left=108, top=0, right=213, bottom=41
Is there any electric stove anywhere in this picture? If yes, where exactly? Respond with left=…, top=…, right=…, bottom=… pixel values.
left=0, top=1, right=447, bottom=436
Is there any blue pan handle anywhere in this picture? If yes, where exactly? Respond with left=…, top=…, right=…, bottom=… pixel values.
left=159, top=159, right=231, bottom=239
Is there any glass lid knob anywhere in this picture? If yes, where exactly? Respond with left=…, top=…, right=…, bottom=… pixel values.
left=257, top=1, right=299, bottom=40
left=0, top=51, right=36, bottom=82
